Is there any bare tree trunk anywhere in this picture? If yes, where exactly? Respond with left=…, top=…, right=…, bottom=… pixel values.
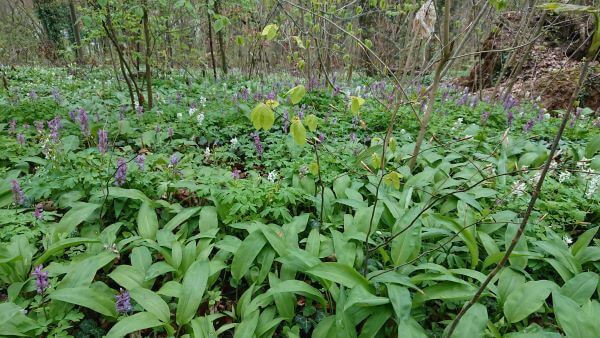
left=214, top=0, right=228, bottom=75
left=69, top=0, right=84, bottom=65
left=142, top=0, right=153, bottom=109
left=206, top=0, right=217, bottom=80
left=408, top=0, right=453, bottom=171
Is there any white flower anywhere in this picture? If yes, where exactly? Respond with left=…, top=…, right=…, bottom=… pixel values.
left=199, top=96, right=207, bottom=107
left=189, top=107, right=197, bottom=116
left=563, top=235, right=573, bottom=245
left=267, top=170, right=278, bottom=183
left=558, top=171, right=571, bottom=183
left=230, top=137, right=238, bottom=147
left=585, top=174, right=599, bottom=198
left=204, top=147, right=211, bottom=159
left=451, top=117, right=463, bottom=131
left=177, top=112, right=183, bottom=119
left=512, top=181, right=526, bottom=196
left=197, top=112, right=205, bottom=125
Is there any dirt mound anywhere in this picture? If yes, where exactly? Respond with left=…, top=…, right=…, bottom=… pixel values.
left=456, top=11, right=600, bottom=112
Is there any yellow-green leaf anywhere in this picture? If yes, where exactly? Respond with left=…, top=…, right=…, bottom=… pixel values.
left=287, top=85, right=306, bottom=105
left=261, top=24, right=278, bottom=40
left=293, top=36, right=305, bottom=49
left=350, top=96, right=365, bottom=115
left=371, top=153, right=381, bottom=169
left=290, top=117, right=307, bottom=146
left=305, top=114, right=318, bottom=132
left=383, top=171, right=402, bottom=189
left=250, top=103, right=274, bottom=131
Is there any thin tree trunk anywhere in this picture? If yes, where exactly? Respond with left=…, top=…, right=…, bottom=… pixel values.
left=214, top=0, right=228, bottom=75
left=206, top=0, right=217, bottom=80
left=69, top=0, right=84, bottom=65
left=408, top=0, right=452, bottom=171
left=142, top=0, right=153, bottom=109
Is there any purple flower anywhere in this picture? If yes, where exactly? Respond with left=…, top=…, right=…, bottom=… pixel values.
left=523, top=119, right=535, bottom=132
left=98, top=129, right=108, bottom=154
left=570, top=107, right=583, bottom=128
left=240, top=88, right=249, bottom=101
left=11, top=180, right=25, bottom=205
left=298, top=105, right=305, bottom=120
left=32, top=265, right=49, bottom=294
left=8, top=120, right=16, bottom=134
left=114, top=158, right=127, bottom=186
left=252, top=132, right=263, bottom=159
left=16, top=133, right=25, bottom=145
left=115, top=288, right=132, bottom=314
left=506, top=111, right=514, bottom=127
left=136, top=105, right=143, bottom=118
left=503, top=95, right=518, bottom=112
left=350, top=132, right=357, bottom=142
left=79, top=109, right=90, bottom=136
left=33, top=203, right=44, bottom=220
left=51, top=87, right=61, bottom=103
left=169, top=153, right=180, bottom=167
left=231, top=169, right=241, bottom=179
left=155, top=124, right=161, bottom=134
left=29, top=90, right=37, bottom=100
left=253, top=92, right=264, bottom=101
left=69, top=110, right=78, bottom=121
left=168, top=127, right=174, bottom=138
left=48, top=116, right=62, bottom=142
left=35, top=121, right=44, bottom=133
left=480, top=111, right=490, bottom=124
left=266, top=90, right=276, bottom=100
left=135, top=154, right=145, bottom=170
left=23, top=123, right=30, bottom=129
left=318, top=132, right=325, bottom=143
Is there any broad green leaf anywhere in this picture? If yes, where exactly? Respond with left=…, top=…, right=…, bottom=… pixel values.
left=387, top=285, right=411, bottom=321
left=234, top=310, right=260, bottom=338
left=261, top=24, right=278, bottom=40
left=33, top=237, right=99, bottom=265
left=164, top=206, right=200, bottom=231
left=344, top=285, right=389, bottom=311
left=199, top=206, right=218, bottom=232
left=109, top=265, right=145, bottom=290
left=572, top=226, right=598, bottom=256
left=413, top=282, right=477, bottom=305
left=267, top=279, right=325, bottom=305
left=106, top=187, right=151, bottom=202
left=504, top=280, right=555, bottom=323
left=231, top=230, right=267, bottom=280
left=560, top=272, right=598, bottom=305
left=55, top=202, right=99, bottom=235
left=176, top=260, right=209, bottom=326
left=397, top=318, right=427, bottom=338
left=129, top=288, right=171, bottom=323
left=105, top=311, right=163, bottom=338
left=552, top=291, right=598, bottom=338
left=137, top=202, right=158, bottom=240
left=498, top=268, right=525, bottom=306
left=448, top=303, right=488, bottom=338
left=49, top=283, right=117, bottom=317
left=307, top=262, right=372, bottom=291
left=287, top=85, right=306, bottom=105
left=290, top=117, right=306, bottom=146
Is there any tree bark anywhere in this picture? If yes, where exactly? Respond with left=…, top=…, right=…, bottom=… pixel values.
left=142, top=0, right=153, bottom=109
left=214, top=0, right=228, bottom=75
left=206, top=0, right=217, bottom=80
left=69, top=0, right=84, bottom=65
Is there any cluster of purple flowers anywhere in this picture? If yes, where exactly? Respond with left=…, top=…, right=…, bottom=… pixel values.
left=51, top=87, right=61, bottom=104
left=33, top=203, right=44, bottom=220
left=79, top=109, right=90, bottom=136
left=29, top=90, right=37, bottom=100
left=48, top=116, right=62, bottom=142
left=480, top=111, right=491, bottom=124
left=239, top=88, right=249, bottom=101
left=98, top=129, right=108, bottom=154
left=32, top=265, right=49, bottom=294
left=252, top=132, right=263, bottom=159
left=114, top=158, right=127, bottom=186
left=231, top=168, right=241, bottom=179
left=266, top=90, right=276, bottom=100
left=115, top=288, right=132, bottom=314
left=35, top=121, right=44, bottom=133
left=8, top=120, right=16, bottom=134
left=168, top=127, right=174, bottom=138
left=135, top=154, right=145, bottom=170
left=523, top=119, right=535, bottom=132
left=16, top=133, right=26, bottom=145
left=136, top=105, right=144, bottom=118
left=11, top=180, right=25, bottom=205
